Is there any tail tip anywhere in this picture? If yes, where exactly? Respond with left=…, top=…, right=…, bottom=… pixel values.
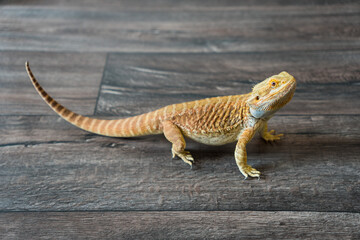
left=25, top=61, right=29, bottom=68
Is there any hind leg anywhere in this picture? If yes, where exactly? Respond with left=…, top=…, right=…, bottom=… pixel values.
left=162, top=120, right=194, bottom=166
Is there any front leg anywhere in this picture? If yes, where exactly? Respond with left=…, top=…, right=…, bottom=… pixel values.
left=261, top=122, right=283, bottom=142
left=235, top=128, right=260, bottom=179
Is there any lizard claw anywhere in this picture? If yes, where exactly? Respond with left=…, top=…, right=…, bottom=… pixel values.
left=262, top=130, right=283, bottom=142
left=239, top=164, right=261, bottom=179
left=172, top=149, right=195, bottom=167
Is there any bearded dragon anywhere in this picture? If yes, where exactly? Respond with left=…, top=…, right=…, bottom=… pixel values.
left=25, top=62, right=296, bottom=179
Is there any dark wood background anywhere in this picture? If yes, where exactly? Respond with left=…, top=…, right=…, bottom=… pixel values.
left=0, top=0, right=359, bottom=239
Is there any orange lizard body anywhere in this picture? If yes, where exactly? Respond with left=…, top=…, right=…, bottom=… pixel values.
left=26, top=62, right=296, bottom=178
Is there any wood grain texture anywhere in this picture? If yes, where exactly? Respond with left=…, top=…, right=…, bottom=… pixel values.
left=0, top=1, right=359, bottom=52
left=1, top=115, right=359, bottom=212
left=0, top=51, right=106, bottom=115
left=0, top=211, right=359, bottom=240
left=0, top=0, right=359, bottom=238
left=7, top=0, right=360, bottom=9
left=96, top=51, right=360, bottom=116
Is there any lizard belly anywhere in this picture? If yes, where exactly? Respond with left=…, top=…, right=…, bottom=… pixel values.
left=183, top=127, right=241, bottom=146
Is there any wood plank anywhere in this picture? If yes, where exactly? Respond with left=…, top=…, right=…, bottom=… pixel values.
left=0, top=2, right=358, bottom=52
left=7, top=0, right=360, bottom=10
left=0, top=115, right=359, bottom=212
left=96, top=52, right=360, bottom=116
left=0, top=211, right=359, bottom=239
left=0, top=51, right=106, bottom=115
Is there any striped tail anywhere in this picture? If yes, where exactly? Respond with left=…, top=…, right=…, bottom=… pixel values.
left=25, top=62, right=162, bottom=137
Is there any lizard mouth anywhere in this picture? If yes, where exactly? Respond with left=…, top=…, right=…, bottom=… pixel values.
left=248, top=75, right=296, bottom=118
left=255, top=78, right=296, bottom=112
left=270, top=79, right=296, bottom=110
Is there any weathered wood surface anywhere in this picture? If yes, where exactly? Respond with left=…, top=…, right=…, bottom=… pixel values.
left=0, top=51, right=106, bottom=115
left=0, top=1, right=359, bottom=53
left=97, top=51, right=360, bottom=117
left=1, top=115, right=359, bottom=212
left=0, top=0, right=359, bottom=239
left=1, top=211, right=359, bottom=240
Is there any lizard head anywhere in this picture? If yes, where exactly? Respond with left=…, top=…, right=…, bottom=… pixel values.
left=247, top=71, right=296, bottom=119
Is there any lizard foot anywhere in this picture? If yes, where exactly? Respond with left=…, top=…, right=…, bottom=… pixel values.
left=262, top=130, right=283, bottom=142
left=172, top=149, right=194, bottom=167
left=239, top=164, right=261, bottom=179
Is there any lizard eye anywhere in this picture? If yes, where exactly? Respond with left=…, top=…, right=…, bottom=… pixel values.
left=271, top=81, right=276, bottom=87
left=255, top=96, right=260, bottom=101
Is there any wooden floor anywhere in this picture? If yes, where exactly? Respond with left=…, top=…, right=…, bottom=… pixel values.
left=1, top=0, right=359, bottom=239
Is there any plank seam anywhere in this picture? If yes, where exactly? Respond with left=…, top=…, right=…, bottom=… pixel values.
left=94, top=53, right=109, bottom=116
left=0, top=210, right=359, bottom=214
left=1, top=113, right=360, bottom=117
left=0, top=140, right=81, bottom=148
left=0, top=48, right=359, bottom=55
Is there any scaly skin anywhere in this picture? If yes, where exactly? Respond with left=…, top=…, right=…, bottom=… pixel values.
left=26, top=62, right=296, bottom=179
